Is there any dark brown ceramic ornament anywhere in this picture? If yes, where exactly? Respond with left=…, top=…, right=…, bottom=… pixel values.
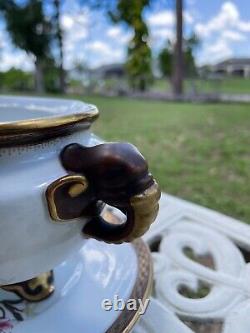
left=47, top=142, right=160, bottom=243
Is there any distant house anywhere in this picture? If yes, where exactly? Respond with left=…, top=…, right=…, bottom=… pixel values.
left=91, top=64, right=125, bottom=80
left=210, top=58, right=250, bottom=78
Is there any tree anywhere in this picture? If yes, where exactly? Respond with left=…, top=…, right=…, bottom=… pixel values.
left=0, top=68, right=34, bottom=92
left=53, top=0, right=66, bottom=93
left=158, top=40, right=173, bottom=79
left=159, top=34, right=199, bottom=80
left=0, top=0, right=52, bottom=92
left=172, top=0, right=183, bottom=96
left=110, top=0, right=152, bottom=92
left=184, top=34, right=199, bottom=78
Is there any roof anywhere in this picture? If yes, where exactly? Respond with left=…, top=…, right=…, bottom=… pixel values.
left=214, top=58, right=250, bottom=68
left=92, top=63, right=124, bottom=74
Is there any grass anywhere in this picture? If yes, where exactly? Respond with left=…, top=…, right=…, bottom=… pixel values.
left=76, top=95, right=250, bottom=223
left=152, top=78, right=250, bottom=94
left=196, top=78, right=250, bottom=94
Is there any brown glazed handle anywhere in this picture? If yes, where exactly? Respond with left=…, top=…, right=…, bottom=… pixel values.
left=59, top=142, right=160, bottom=243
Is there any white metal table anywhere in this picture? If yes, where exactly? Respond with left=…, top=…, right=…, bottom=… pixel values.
left=134, top=193, right=250, bottom=333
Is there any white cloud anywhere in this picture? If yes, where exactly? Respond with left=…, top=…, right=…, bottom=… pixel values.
left=194, top=2, right=250, bottom=38
left=0, top=29, right=33, bottom=71
left=60, top=11, right=90, bottom=68
left=194, top=3, right=236, bottom=38
left=222, top=1, right=239, bottom=20
left=222, top=30, right=246, bottom=41
left=0, top=0, right=249, bottom=70
left=148, top=11, right=175, bottom=27
left=147, top=9, right=194, bottom=50
left=106, top=26, right=132, bottom=44
left=197, top=41, right=232, bottom=66
left=84, top=40, right=125, bottom=68
left=0, top=29, right=8, bottom=49
left=107, top=27, right=121, bottom=38
left=61, top=12, right=89, bottom=40
left=61, top=7, right=129, bottom=68
left=202, top=40, right=233, bottom=62
left=151, top=28, right=174, bottom=40
left=147, top=10, right=193, bottom=27
left=148, top=0, right=247, bottom=65
left=0, top=49, right=33, bottom=71
left=184, top=12, right=194, bottom=24
left=61, top=14, right=74, bottom=30
left=238, top=21, right=250, bottom=32
left=195, top=2, right=250, bottom=65
left=86, top=41, right=111, bottom=54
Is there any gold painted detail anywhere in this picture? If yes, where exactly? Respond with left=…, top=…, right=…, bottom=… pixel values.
left=81, top=180, right=161, bottom=244
left=127, top=181, right=161, bottom=242
left=107, top=239, right=153, bottom=333
left=46, top=174, right=89, bottom=221
left=68, top=182, right=88, bottom=198
left=2, top=271, right=54, bottom=302
left=0, top=108, right=99, bottom=136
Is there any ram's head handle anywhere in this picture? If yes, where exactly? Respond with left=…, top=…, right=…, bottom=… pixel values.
left=46, top=142, right=160, bottom=244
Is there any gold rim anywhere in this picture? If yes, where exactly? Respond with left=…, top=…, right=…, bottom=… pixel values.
left=0, top=108, right=99, bottom=136
left=121, top=252, right=153, bottom=333
left=106, top=239, right=153, bottom=333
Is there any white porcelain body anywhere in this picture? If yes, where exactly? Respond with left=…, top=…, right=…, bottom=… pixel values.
left=1, top=240, right=139, bottom=333
left=0, top=96, right=102, bottom=284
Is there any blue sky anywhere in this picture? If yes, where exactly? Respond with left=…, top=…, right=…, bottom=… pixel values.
left=0, top=0, right=249, bottom=71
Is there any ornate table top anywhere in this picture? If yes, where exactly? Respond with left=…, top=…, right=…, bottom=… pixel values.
left=133, top=193, right=250, bottom=333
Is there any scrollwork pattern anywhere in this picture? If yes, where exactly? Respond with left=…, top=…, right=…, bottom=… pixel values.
left=134, top=193, right=250, bottom=333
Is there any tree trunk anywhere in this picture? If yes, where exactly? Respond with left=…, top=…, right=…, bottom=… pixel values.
left=35, top=58, right=44, bottom=93
left=59, top=53, right=66, bottom=93
left=139, top=77, right=146, bottom=92
left=54, top=0, right=66, bottom=93
left=172, top=0, right=183, bottom=96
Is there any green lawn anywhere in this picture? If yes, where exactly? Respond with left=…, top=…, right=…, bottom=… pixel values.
left=78, top=96, right=250, bottom=223
left=152, top=78, right=250, bottom=94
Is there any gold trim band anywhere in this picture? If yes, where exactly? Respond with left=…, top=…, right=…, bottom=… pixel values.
left=0, top=109, right=99, bottom=136
left=106, top=239, right=153, bottom=333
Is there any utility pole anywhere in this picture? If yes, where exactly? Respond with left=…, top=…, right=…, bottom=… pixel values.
left=172, top=0, right=183, bottom=96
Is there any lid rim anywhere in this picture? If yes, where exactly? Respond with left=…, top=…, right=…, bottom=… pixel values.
left=0, top=110, right=99, bottom=136
left=0, top=96, right=99, bottom=137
